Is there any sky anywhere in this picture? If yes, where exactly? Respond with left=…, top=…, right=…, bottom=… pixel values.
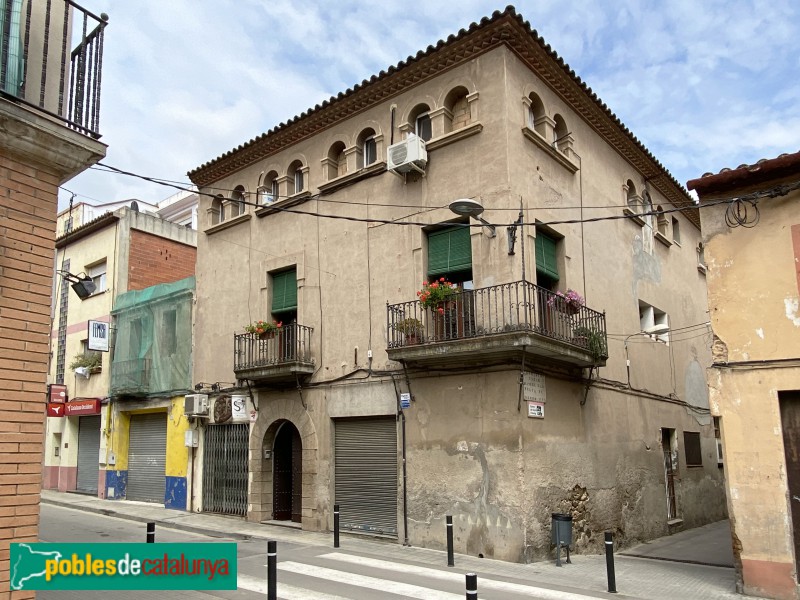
left=59, top=0, right=800, bottom=210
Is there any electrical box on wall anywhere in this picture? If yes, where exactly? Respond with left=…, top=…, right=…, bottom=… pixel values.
left=185, top=429, right=199, bottom=448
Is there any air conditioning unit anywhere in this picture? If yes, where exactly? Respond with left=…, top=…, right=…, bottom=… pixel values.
left=387, top=135, right=428, bottom=174
left=184, top=394, right=209, bottom=417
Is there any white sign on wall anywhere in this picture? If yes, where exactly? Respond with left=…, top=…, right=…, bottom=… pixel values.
left=87, top=320, right=109, bottom=352
left=231, top=394, right=249, bottom=422
left=527, top=401, right=545, bottom=419
left=523, top=372, right=546, bottom=403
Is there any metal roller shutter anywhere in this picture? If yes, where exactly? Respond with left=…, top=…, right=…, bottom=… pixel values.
left=334, top=418, right=398, bottom=537
left=127, top=413, right=167, bottom=503
left=76, top=415, right=101, bottom=493
left=202, top=424, right=249, bottom=516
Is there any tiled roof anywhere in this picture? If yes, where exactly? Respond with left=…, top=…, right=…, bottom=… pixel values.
left=189, top=5, right=698, bottom=226
left=687, top=150, right=800, bottom=195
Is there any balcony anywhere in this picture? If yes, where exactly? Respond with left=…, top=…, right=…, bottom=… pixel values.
left=233, top=323, right=315, bottom=384
left=387, top=280, right=607, bottom=370
left=1, top=0, right=108, bottom=138
left=110, top=358, right=151, bottom=397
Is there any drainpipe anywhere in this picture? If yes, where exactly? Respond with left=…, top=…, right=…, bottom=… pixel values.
left=391, top=373, right=410, bottom=546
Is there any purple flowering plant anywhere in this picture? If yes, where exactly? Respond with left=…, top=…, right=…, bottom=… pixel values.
left=546, top=288, right=585, bottom=311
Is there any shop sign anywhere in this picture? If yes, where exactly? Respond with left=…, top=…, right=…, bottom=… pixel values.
left=65, top=399, right=101, bottom=416
left=87, top=320, right=109, bottom=352
left=231, top=395, right=248, bottom=422
left=46, top=403, right=66, bottom=418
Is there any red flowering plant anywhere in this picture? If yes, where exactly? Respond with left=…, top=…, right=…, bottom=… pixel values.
left=546, top=289, right=585, bottom=313
left=244, top=319, right=282, bottom=335
left=417, top=278, right=457, bottom=314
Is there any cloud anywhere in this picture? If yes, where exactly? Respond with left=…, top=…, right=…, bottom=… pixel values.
left=60, top=0, right=800, bottom=208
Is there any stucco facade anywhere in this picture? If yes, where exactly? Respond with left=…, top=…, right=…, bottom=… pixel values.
left=689, top=151, right=800, bottom=599
left=188, top=8, right=725, bottom=562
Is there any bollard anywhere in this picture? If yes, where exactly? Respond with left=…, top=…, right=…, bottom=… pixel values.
left=334, top=504, right=340, bottom=548
left=267, top=540, right=277, bottom=600
left=446, top=515, right=454, bottom=567
left=604, top=531, right=617, bottom=594
left=146, top=522, right=155, bottom=544
left=465, top=572, right=478, bottom=599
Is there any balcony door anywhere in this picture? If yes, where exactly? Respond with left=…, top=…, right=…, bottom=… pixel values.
left=427, top=225, right=475, bottom=339
left=271, top=268, right=297, bottom=361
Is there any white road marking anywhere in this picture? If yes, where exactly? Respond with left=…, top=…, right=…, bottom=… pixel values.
left=319, top=552, right=603, bottom=600
left=237, top=573, right=352, bottom=599
left=276, top=561, right=466, bottom=600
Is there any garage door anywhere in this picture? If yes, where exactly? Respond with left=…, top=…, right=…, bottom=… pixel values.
left=334, top=418, right=397, bottom=536
left=127, top=413, right=167, bottom=503
left=76, top=415, right=101, bottom=493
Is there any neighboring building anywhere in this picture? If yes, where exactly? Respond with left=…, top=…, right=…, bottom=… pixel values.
left=43, top=208, right=196, bottom=500
left=688, top=151, right=800, bottom=600
left=156, top=190, right=200, bottom=230
left=56, top=198, right=159, bottom=236
left=0, top=1, right=107, bottom=595
left=188, top=7, right=725, bottom=561
left=105, top=276, right=195, bottom=508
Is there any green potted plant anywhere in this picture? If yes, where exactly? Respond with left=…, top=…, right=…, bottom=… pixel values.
left=572, top=326, right=607, bottom=361
left=395, top=317, right=424, bottom=344
left=417, top=278, right=457, bottom=314
left=69, top=351, right=102, bottom=373
left=244, top=319, right=282, bottom=339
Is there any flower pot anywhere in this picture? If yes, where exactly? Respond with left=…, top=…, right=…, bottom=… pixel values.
left=259, top=331, right=275, bottom=340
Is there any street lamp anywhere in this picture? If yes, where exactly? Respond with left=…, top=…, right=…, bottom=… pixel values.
left=625, top=324, right=670, bottom=387
left=57, top=270, right=96, bottom=300
left=448, top=199, right=496, bottom=238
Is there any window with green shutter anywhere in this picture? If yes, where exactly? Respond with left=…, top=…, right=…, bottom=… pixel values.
left=427, top=225, right=472, bottom=281
left=271, top=269, right=297, bottom=314
left=535, top=232, right=559, bottom=281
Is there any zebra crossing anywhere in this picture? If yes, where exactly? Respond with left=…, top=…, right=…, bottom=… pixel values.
left=237, top=551, right=607, bottom=600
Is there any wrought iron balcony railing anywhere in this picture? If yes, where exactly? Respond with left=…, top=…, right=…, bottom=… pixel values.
left=110, top=357, right=151, bottom=396
left=387, top=280, right=607, bottom=361
left=234, top=323, right=315, bottom=373
left=0, top=0, right=108, bottom=138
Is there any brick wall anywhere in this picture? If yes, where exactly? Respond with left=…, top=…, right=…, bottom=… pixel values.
left=127, top=229, right=197, bottom=291
left=0, top=154, right=59, bottom=598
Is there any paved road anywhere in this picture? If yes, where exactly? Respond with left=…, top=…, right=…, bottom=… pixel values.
left=37, top=504, right=612, bottom=599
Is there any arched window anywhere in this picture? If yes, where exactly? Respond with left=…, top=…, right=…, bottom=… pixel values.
left=288, top=160, right=304, bottom=195
left=326, top=142, right=347, bottom=180
left=258, top=171, right=279, bottom=204
left=553, top=114, right=568, bottom=151
left=444, top=86, right=470, bottom=133
left=230, top=185, right=246, bottom=217
left=527, top=92, right=546, bottom=135
left=357, top=128, right=377, bottom=168
left=626, top=180, right=640, bottom=214
left=210, top=195, right=224, bottom=225
left=656, top=205, right=668, bottom=236
left=409, top=103, right=432, bottom=141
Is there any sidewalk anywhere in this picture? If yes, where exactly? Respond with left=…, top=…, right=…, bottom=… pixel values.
left=40, top=490, right=751, bottom=600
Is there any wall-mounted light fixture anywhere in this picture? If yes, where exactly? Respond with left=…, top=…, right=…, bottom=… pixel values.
left=57, top=270, right=96, bottom=300
left=448, top=199, right=496, bottom=238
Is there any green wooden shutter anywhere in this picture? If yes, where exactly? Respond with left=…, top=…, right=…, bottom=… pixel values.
left=535, top=232, right=559, bottom=280
left=427, top=226, right=472, bottom=278
left=271, top=269, right=297, bottom=313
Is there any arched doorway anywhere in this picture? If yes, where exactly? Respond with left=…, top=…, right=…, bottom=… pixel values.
left=273, top=421, right=302, bottom=522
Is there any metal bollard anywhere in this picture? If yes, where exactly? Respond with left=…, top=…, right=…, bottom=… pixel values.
left=267, top=540, right=277, bottom=600
left=146, top=522, right=155, bottom=544
left=604, top=531, right=617, bottom=594
left=465, top=572, right=478, bottom=599
left=334, top=504, right=340, bottom=548
left=446, top=515, right=454, bottom=567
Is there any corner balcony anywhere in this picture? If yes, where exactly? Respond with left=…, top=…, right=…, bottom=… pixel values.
left=387, top=280, right=607, bottom=370
left=233, top=323, right=315, bottom=384
left=1, top=0, right=108, bottom=138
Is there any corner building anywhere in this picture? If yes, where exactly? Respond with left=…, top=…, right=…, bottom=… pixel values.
left=188, top=7, right=725, bottom=562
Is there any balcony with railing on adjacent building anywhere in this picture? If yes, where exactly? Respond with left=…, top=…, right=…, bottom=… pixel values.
left=387, top=280, right=607, bottom=370
left=110, top=358, right=151, bottom=397
left=233, top=323, right=315, bottom=384
left=1, top=0, right=108, bottom=138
